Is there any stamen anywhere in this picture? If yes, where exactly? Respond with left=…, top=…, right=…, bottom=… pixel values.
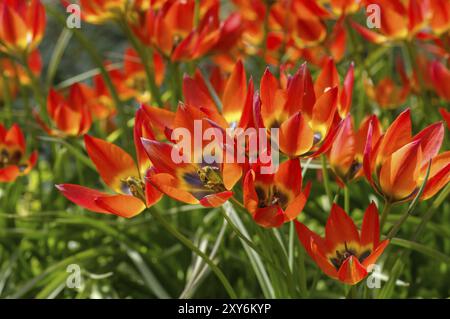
left=121, top=176, right=146, bottom=202
left=196, top=166, right=226, bottom=192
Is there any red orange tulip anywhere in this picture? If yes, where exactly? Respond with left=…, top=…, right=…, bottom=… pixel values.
left=0, top=123, right=38, bottom=183
left=352, top=0, right=428, bottom=44
left=0, top=0, right=46, bottom=54
left=295, top=203, right=389, bottom=285
left=37, top=84, right=93, bottom=137
left=244, top=158, right=311, bottom=228
left=257, top=62, right=341, bottom=158
left=130, top=0, right=242, bottom=61
left=57, top=111, right=162, bottom=217
left=328, top=115, right=381, bottom=185
left=140, top=104, right=241, bottom=207
left=364, top=109, right=450, bottom=202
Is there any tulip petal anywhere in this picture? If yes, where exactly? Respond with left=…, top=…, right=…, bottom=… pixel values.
left=284, top=182, right=311, bottom=222
left=311, top=86, right=338, bottom=139
left=413, top=122, right=444, bottom=165
left=362, top=239, right=389, bottom=268
left=149, top=172, right=199, bottom=205
left=199, top=191, right=233, bottom=207
left=376, top=108, right=412, bottom=165
left=379, top=140, right=422, bottom=201
left=253, top=205, right=285, bottom=228
left=337, top=256, right=368, bottom=285
left=56, top=184, right=113, bottom=214
left=360, top=202, right=380, bottom=248
left=222, top=60, right=247, bottom=124
left=5, top=124, right=26, bottom=151
left=314, top=58, right=339, bottom=97
left=94, top=194, right=146, bottom=218
left=421, top=152, right=450, bottom=200
left=328, top=116, right=355, bottom=179
left=325, top=204, right=360, bottom=248
left=311, top=238, right=339, bottom=279
left=0, top=165, right=20, bottom=183
left=84, top=135, right=140, bottom=194
left=279, top=112, right=314, bottom=157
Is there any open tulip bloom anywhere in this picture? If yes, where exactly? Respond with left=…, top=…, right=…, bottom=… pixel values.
left=56, top=110, right=162, bottom=217
left=296, top=203, right=389, bottom=285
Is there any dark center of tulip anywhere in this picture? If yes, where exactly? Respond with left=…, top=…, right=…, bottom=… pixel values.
left=0, top=148, right=23, bottom=168
left=256, top=186, right=289, bottom=209
left=122, top=176, right=146, bottom=202
left=196, top=166, right=226, bottom=192
left=349, top=161, right=362, bottom=178
left=313, top=132, right=322, bottom=145
left=329, top=242, right=371, bottom=271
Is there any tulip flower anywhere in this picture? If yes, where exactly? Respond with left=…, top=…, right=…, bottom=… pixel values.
left=57, top=110, right=162, bottom=217
left=258, top=63, right=340, bottom=158
left=183, top=60, right=255, bottom=130
left=140, top=104, right=241, bottom=207
left=243, top=159, right=311, bottom=228
left=130, top=0, right=241, bottom=61
left=295, top=203, right=389, bottom=285
left=314, top=58, right=354, bottom=118
left=107, top=48, right=165, bottom=104
left=328, top=115, right=381, bottom=185
left=36, top=84, right=93, bottom=137
left=352, top=0, right=428, bottom=44
left=0, top=123, right=38, bottom=183
left=364, top=109, right=450, bottom=203
left=1, top=50, right=42, bottom=88
left=234, top=0, right=329, bottom=62
left=0, top=0, right=46, bottom=54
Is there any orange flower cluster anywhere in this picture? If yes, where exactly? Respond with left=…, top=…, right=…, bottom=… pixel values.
left=0, top=0, right=448, bottom=288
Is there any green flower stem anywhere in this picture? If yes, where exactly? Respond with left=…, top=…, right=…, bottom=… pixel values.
left=379, top=199, right=392, bottom=231
left=345, top=284, right=358, bottom=299
left=321, top=155, right=333, bottom=207
left=22, top=56, right=47, bottom=121
left=168, top=60, right=182, bottom=108
left=194, top=0, right=200, bottom=28
left=222, top=202, right=289, bottom=276
left=345, top=18, right=367, bottom=124
left=46, top=28, right=72, bottom=87
left=1, top=73, right=13, bottom=125
left=344, top=184, right=350, bottom=213
left=149, top=207, right=237, bottom=299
